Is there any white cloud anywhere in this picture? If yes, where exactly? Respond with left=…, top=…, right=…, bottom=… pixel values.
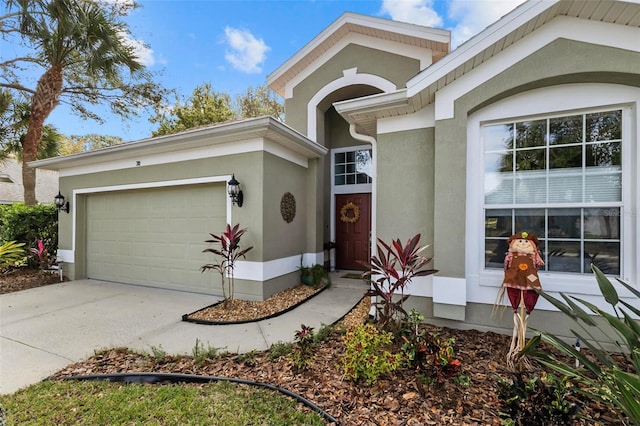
left=380, top=0, right=443, bottom=27
left=125, top=36, right=155, bottom=67
left=447, top=0, right=527, bottom=48
left=380, top=0, right=527, bottom=49
left=223, top=27, right=270, bottom=74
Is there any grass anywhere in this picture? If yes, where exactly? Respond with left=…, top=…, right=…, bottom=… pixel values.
left=0, top=379, right=326, bottom=426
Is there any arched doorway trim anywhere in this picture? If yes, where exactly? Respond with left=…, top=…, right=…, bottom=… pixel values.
left=306, top=68, right=396, bottom=142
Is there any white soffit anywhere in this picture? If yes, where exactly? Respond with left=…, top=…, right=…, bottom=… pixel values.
left=267, top=12, right=450, bottom=98
left=29, top=117, right=327, bottom=173
left=334, top=0, right=640, bottom=130
left=407, top=0, right=640, bottom=107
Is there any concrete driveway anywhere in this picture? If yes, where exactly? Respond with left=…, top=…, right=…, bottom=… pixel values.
left=0, top=276, right=365, bottom=394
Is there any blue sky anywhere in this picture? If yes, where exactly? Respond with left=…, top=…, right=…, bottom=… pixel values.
left=46, top=0, right=526, bottom=141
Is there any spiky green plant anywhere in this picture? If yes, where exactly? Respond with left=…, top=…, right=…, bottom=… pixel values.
left=0, top=241, right=26, bottom=270
left=521, top=265, right=640, bottom=425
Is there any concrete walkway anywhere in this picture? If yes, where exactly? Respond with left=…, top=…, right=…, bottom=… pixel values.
left=0, top=273, right=366, bottom=395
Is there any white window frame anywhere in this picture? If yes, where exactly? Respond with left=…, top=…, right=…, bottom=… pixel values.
left=466, top=84, right=638, bottom=298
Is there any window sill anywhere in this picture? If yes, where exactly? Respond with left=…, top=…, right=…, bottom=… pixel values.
left=478, top=269, right=608, bottom=297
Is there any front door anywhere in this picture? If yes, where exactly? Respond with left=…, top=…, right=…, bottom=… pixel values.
left=335, top=193, right=371, bottom=270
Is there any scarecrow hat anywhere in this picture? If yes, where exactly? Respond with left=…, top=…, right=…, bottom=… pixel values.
left=508, top=231, right=539, bottom=247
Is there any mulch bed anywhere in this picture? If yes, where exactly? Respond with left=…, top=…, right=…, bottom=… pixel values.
left=3, top=271, right=627, bottom=425
left=0, top=267, right=67, bottom=295
left=183, top=284, right=327, bottom=324
left=52, top=298, right=624, bottom=425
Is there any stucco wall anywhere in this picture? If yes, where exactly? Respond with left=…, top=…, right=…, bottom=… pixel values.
left=58, top=152, right=265, bottom=281
left=432, top=38, right=640, bottom=280
left=376, top=128, right=435, bottom=250
left=285, top=44, right=421, bottom=136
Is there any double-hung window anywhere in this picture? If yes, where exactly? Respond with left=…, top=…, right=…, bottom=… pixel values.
left=484, top=109, right=622, bottom=275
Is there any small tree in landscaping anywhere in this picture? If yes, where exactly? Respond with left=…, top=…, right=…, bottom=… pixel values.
left=201, top=224, right=253, bottom=302
left=361, top=234, right=437, bottom=331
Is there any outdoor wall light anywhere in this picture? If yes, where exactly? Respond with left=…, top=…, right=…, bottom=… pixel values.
left=227, top=174, right=243, bottom=207
left=54, top=191, right=70, bottom=213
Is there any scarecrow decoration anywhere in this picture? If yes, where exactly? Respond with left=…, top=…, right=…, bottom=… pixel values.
left=498, top=231, right=544, bottom=370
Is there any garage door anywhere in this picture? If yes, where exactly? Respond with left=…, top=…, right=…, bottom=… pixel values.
left=86, top=183, right=226, bottom=294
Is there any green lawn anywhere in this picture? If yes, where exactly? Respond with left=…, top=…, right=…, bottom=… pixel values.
left=1, top=380, right=326, bottom=425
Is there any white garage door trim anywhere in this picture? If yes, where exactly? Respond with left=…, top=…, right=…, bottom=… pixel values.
left=57, top=176, right=232, bottom=263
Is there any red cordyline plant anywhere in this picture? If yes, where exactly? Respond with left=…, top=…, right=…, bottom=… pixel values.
left=361, top=234, right=437, bottom=331
left=201, top=224, right=253, bottom=302
left=29, top=239, right=51, bottom=270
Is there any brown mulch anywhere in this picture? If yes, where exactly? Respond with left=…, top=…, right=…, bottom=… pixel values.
left=3, top=273, right=626, bottom=425
left=185, top=284, right=323, bottom=323
left=0, top=267, right=68, bottom=294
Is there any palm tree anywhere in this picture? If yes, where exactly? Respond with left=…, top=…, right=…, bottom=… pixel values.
left=1, top=0, right=165, bottom=204
left=1, top=89, right=61, bottom=164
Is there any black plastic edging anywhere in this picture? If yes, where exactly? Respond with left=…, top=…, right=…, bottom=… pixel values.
left=61, top=372, right=340, bottom=425
left=182, top=284, right=330, bottom=325
left=329, top=294, right=367, bottom=327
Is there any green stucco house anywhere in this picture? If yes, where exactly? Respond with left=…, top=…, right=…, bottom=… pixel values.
left=31, top=0, right=639, bottom=335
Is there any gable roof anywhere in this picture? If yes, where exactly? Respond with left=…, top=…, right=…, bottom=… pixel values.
left=406, top=0, right=640, bottom=105
left=335, top=0, right=640, bottom=135
left=267, top=12, right=450, bottom=98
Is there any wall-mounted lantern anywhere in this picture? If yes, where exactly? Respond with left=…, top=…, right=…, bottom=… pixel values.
left=54, top=191, right=70, bottom=213
left=227, top=174, right=243, bottom=207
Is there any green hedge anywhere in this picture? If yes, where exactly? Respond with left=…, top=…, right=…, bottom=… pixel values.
left=0, top=203, right=58, bottom=256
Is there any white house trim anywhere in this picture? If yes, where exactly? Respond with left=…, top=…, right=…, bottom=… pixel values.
left=307, top=69, right=396, bottom=142
left=284, top=33, right=432, bottom=99
left=64, top=176, right=233, bottom=262
left=378, top=104, right=435, bottom=134
left=58, top=139, right=309, bottom=177
left=465, top=84, right=639, bottom=311
left=434, top=17, right=640, bottom=120
left=407, top=0, right=559, bottom=97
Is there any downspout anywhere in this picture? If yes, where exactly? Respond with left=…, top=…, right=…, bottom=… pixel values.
left=348, top=124, right=378, bottom=318
left=348, top=124, right=377, bottom=255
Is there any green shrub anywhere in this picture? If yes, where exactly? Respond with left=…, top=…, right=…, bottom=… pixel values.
left=0, top=203, right=58, bottom=259
left=300, top=264, right=330, bottom=289
left=521, top=265, right=640, bottom=424
left=268, top=341, right=292, bottom=361
left=496, top=373, right=578, bottom=425
left=342, top=323, right=402, bottom=385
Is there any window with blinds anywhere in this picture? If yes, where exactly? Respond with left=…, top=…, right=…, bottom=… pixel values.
left=483, top=109, right=622, bottom=275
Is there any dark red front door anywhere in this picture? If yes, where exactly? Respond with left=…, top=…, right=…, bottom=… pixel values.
left=335, top=193, right=371, bottom=270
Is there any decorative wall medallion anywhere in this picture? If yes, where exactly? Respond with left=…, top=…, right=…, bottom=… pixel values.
left=280, top=192, right=296, bottom=223
left=340, top=201, right=360, bottom=224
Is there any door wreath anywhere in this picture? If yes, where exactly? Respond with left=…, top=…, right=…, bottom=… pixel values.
left=340, top=201, right=360, bottom=223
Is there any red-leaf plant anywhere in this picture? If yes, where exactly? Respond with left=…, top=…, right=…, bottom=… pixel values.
left=29, top=239, right=51, bottom=270
left=201, top=224, right=254, bottom=302
left=361, top=234, right=437, bottom=331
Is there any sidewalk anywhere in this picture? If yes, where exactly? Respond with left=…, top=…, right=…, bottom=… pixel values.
left=0, top=272, right=366, bottom=394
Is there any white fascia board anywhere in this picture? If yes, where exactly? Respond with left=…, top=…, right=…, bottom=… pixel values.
left=268, top=12, right=449, bottom=94
left=57, top=138, right=260, bottom=177
left=57, top=138, right=313, bottom=177
left=31, top=117, right=327, bottom=175
left=333, top=89, right=410, bottom=120
left=283, top=33, right=431, bottom=99
left=435, top=17, right=640, bottom=120
left=407, top=0, right=559, bottom=97
left=378, top=103, right=435, bottom=134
